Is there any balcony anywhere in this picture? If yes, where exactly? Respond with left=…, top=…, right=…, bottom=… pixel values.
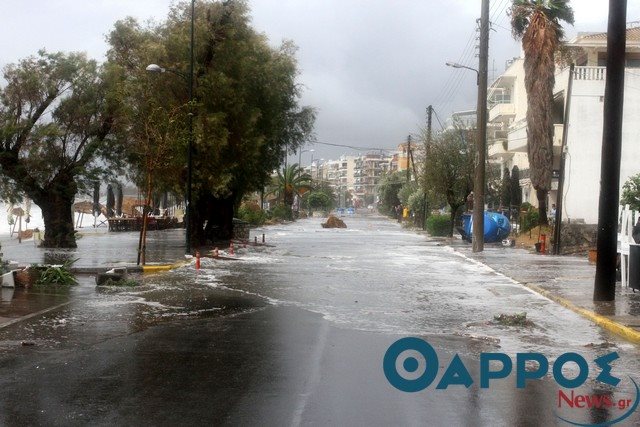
left=488, top=102, right=515, bottom=123
left=488, top=139, right=511, bottom=160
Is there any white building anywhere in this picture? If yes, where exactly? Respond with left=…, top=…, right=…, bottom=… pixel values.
left=488, top=26, right=640, bottom=224
left=556, top=27, right=640, bottom=224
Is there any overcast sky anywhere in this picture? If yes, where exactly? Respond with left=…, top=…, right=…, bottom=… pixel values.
left=1, top=1, right=637, bottom=163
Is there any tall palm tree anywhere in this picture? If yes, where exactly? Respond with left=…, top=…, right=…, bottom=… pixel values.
left=510, top=0, right=574, bottom=224
left=275, top=163, right=312, bottom=213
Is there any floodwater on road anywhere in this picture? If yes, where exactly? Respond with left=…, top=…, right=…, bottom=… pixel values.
left=162, top=216, right=632, bottom=356
left=0, top=214, right=639, bottom=426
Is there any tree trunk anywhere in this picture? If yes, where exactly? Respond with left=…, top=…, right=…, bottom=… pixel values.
left=449, top=208, right=456, bottom=238
left=448, top=203, right=463, bottom=238
left=192, top=191, right=236, bottom=245
left=536, top=188, right=549, bottom=225
left=137, top=172, right=153, bottom=265
left=36, top=176, right=78, bottom=248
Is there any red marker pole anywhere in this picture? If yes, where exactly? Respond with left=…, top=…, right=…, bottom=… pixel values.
left=195, top=250, right=201, bottom=269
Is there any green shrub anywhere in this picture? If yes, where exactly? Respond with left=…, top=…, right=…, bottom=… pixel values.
left=271, top=204, right=292, bottom=221
left=100, top=278, right=139, bottom=287
left=237, top=202, right=266, bottom=225
left=426, top=214, right=451, bottom=237
left=36, top=263, right=77, bottom=287
left=520, top=205, right=540, bottom=232
left=407, top=191, right=427, bottom=224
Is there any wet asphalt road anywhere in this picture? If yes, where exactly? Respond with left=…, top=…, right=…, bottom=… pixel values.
left=0, top=214, right=639, bottom=426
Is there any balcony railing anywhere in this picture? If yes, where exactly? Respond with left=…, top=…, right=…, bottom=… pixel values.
left=573, top=66, right=605, bottom=81
left=489, top=102, right=515, bottom=122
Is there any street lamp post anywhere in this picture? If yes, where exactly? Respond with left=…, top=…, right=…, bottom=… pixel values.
left=310, top=152, right=315, bottom=184
left=146, top=0, right=195, bottom=255
left=446, top=55, right=487, bottom=252
left=298, top=148, right=314, bottom=169
left=445, top=61, right=479, bottom=85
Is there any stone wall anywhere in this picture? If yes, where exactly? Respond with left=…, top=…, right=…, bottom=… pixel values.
left=559, top=223, right=597, bottom=255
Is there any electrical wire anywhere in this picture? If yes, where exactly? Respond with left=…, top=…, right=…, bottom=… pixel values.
left=311, top=141, right=396, bottom=153
left=432, top=108, right=446, bottom=131
left=434, top=0, right=510, bottom=115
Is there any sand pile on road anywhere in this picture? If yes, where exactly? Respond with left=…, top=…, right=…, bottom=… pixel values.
left=321, top=215, right=347, bottom=229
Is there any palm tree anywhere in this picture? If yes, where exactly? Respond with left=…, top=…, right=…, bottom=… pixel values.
left=510, top=0, right=574, bottom=224
left=275, top=163, right=312, bottom=215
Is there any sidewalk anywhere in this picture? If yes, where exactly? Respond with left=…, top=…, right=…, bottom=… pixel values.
left=0, top=228, right=188, bottom=328
left=1, top=228, right=186, bottom=269
left=454, top=244, right=640, bottom=344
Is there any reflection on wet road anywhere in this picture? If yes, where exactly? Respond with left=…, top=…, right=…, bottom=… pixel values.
left=0, top=214, right=638, bottom=426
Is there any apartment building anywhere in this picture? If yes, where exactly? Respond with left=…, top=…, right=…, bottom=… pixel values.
left=487, top=25, right=640, bottom=224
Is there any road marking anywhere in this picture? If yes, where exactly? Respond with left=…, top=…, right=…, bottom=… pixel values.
left=0, top=301, right=72, bottom=329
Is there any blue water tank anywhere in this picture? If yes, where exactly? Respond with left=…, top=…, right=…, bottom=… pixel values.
left=460, top=212, right=510, bottom=243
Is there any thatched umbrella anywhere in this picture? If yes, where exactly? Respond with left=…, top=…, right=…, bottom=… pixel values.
left=116, top=184, right=123, bottom=217
left=106, top=184, right=115, bottom=218
left=92, top=182, right=100, bottom=217
left=73, top=201, right=95, bottom=214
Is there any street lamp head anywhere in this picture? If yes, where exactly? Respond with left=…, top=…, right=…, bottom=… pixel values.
left=446, top=61, right=462, bottom=69
left=145, top=64, right=165, bottom=73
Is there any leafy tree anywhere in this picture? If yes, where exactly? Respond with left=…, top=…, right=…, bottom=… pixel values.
left=398, top=182, right=418, bottom=206
left=307, top=191, right=332, bottom=212
left=485, top=163, right=502, bottom=210
left=510, top=0, right=574, bottom=225
left=377, top=171, right=404, bottom=216
left=621, top=173, right=640, bottom=212
left=511, top=165, right=523, bottom=207
left=423, top=129, right=474, bottom=236
left=106, top=0, right=315, bottom=245
left=500, top=167, right=512, bottom=209
left=407, top=190, right=429, bottom=227
left=0, top=51, right=117, bottom=247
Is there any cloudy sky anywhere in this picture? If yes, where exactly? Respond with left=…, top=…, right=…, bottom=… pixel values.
left=1, top=0, right=637, bottom=162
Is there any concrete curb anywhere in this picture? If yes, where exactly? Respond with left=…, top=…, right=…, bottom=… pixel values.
left=69, top=260, right=190, bottom=275
left=142, top=260, right=191, bottom=273
left=522, top=282, right=640, bottom=345
left=142, top=265, right=174, bottom=273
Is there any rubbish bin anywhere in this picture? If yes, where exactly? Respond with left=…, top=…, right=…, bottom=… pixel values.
left=630, top=244, right=640, bottom=291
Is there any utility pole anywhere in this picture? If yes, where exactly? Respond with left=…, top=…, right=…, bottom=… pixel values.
left=185, top=0, right=195, bottom=255
left=406, top=135, right=412, bottom=182
left=594, top=0, right=627, bottom=301
left=473, top=0, right=490, bottom=253
left=553, top=64, right=574, bottom=255
left=423, top=105, right=433, bottom=230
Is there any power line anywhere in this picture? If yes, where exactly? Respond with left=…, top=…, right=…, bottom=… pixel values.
left=435, top=0, right=510, bottom=115
left=311, top=141, right=397, bottom=153
left=432, top=108, right=446, bottom=131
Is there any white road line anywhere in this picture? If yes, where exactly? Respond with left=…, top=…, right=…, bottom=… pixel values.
left=0, top=301, right=72, bottom=329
